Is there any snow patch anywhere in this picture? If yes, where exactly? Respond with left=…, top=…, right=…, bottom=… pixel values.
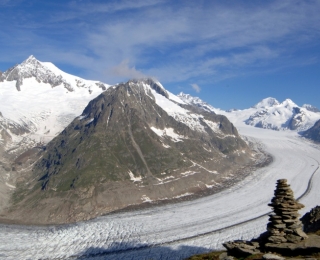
left=173, top=192, right=193, bottom=199
left=85, top=118, right=94, bottom=125
left=181, top=171, right=198, bottom=176
left=150, top=127, right=186, bottom=142
left=128, top=170, right=142, bottom=182
left=5, top=182, right=16, bottom=189
left=141, top=195, right=152, bottom=203
left=190, top=160, right=218, bottom=174
left=150, top=89, right=206, bottom=133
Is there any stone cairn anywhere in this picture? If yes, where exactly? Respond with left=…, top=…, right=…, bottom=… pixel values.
left=267, top=179, right=308, bottom=244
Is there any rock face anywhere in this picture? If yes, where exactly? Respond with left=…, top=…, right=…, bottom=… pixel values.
left=302, top=119, right=320, bottom=143
left=301, top=205, right=320, bottom=233
left=267, top=179, right=308, bottom=244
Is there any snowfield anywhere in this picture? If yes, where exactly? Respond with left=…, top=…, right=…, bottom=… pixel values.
left=0, top=121, right=320, bottom=259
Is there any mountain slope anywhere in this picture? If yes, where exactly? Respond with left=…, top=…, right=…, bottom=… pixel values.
left=302, top=119, right=320, bottom=142
left=0, top=112, right=29, bottom=147
left=302, top=104, right=320, bottom=113
left=0, top=55, right=109, bottom=155
left=6, top=79, right=258, bottom=224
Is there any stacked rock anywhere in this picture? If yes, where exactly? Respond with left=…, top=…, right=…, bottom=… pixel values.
left=267, top=179, right=308, bottom=244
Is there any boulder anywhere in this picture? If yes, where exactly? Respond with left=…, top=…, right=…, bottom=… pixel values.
left=301, top=205, right=320, bottom=233
left=223, top=240, right=261, bottom=257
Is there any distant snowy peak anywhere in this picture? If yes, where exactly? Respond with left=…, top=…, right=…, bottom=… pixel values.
left=253, top=97, right=298, bottom=110
left=177, top=92, right=217, bottom=113
left=176, top=93, right=320, bottom=132
left=253, top=97, right=280, bottom=109
left=245, top=98, right=320, bottom=131
left=280, top=98, right=298, bottom=108
left=1, top=55, right=108, bottom=92
left=302, top=104, right=320, bottom=113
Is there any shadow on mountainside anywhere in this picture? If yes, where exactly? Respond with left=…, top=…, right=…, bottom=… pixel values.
left=73, top=242, right=212, bottom=260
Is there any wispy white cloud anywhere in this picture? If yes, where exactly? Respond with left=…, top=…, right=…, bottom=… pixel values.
left=191, top=84, right=201, bottom=93
left=109, top=60, right=147, bottom=80
left=51, top=0, right=164, bottom=23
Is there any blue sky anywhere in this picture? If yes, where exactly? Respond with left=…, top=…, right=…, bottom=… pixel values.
left=0, top=0, right=319, bottom=110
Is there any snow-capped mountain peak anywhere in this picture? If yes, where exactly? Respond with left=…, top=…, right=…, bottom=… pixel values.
left=4, top=55, right=66, bottom=91
left=2, top=55, right=109, bottom=93
left=177, top=93, right=320, bottom=132
left=128, top=78, right=169, bottom=99
left=253, top=97, right=280, bottom=109
left=280, top=98, right=298, bottom=108
left=21, top=54, right=38, bottom=66
left=244, top=98, right=320, bottom=131
left=0, top=56, right=110, bottom=153
left=177, top=92, right=218, bottom=113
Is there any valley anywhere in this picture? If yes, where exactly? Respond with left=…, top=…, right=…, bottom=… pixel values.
left=0, top=122, right=319, bottom=259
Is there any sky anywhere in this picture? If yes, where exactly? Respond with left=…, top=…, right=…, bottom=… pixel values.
left=0, top=0, right=320, bottom=110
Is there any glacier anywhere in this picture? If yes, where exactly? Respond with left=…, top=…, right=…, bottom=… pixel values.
left=0, top=119, right=319, bottom=259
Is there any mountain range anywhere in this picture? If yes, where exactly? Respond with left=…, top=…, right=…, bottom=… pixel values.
left=0, top=56, right=319, bottom=224
left=1, top=56, right=319, bottom=157
left=179, top=94, right=320, bottom=132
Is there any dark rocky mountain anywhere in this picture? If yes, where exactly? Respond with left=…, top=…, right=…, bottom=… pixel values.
left=301, top=119, right=320, bottom=142
left=6, top=79, right=258, bottom=224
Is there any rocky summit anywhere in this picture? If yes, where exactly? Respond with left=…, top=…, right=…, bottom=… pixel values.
left=3, top=78, right=259, bottom=224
